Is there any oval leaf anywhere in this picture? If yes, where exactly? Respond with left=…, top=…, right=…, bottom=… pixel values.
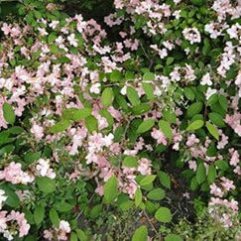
left=3, top=103, right=15, bottom=125
left=104, top=176, right=118, bottom=204
left=206, top=121, right=219, bottom=140
left=137, top=119, right=155, bottom=134
left=101, top=88, right=114, bottom=107
left=187, top=120, right=204, bottom=131
left=155, top=207, right=172, bottom=223
left=132, top=225, right=148, bottom=241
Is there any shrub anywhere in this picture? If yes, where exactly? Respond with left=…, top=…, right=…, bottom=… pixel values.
left=0, top=0, right=241, bottom=240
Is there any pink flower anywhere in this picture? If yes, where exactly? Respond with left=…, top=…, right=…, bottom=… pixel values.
left=229, top=149, right=239, bottom=166
left=137, top=158, right=152, bottom=175
left=188, top=160, right=197, bottom=171
left=30, top=123, right=44, bottom=140
left=182, top=27, right=201, bottom=44
left=7, top=211, right=30, bottom=237
left=1, top=23, right=11, bottom=35
left=151, top=128, right=167, bottom=145
left=186, top=134, right=199, bottom=147
left=220, top=177, right=235, bottom=192
left=210, top=183, right=224, bottom=197
left=0, top=162, right=34, bottom=185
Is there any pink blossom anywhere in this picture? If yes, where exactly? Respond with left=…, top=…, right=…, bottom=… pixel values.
left=151, top=128, right=167, bottom=145
left=138, top=158, right=151, bottom=175
left=0, top=162, right=34, bottom=185
left=182, top=27, right=201, bottom=44
left=30, top=123, right=44, bottom=140
left=188, top=160, right=197, bottom=171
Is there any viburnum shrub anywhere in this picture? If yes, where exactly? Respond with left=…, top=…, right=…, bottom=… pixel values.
left=1, top=0, right=241, bottom=240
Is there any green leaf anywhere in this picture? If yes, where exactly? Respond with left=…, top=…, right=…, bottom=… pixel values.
left=207, top=93, right=218, bottom=106
left=90, top=204, right=102, bottom=219
left=110, top=70, right=122, bottom=82
left=127, top=87, right=141, bottom=106
left=215, top=160, right=229, bottom=171
left=163, top=109, right=176, bottom=124
left=50, top=120, right=71, bottom=133
left=7, top=126, right=24, bottom=135
left=76, top=229, right=88, bottom=241
left=147, top=188, right=165, bottom=201
left=34, top=205, right=45, bottom=225
left=24, top=151, right=41, bottom=164
left=140, top=175, right=156, bottom=186
left=143, top=72, right=155, bottom=81
left=4, top=187, right=20, bottom=208
left=85, top=115, right=98, bottom=132
left=62, top=108, right=92, bottom=121
left=191, top=0, right=205, bottom=6
left=207, top=165, right=217, bottom=184
left=104, top=176, right=118, bottom=204
left=142, top=82, right=154, bottom=100
left=24, top=235, right=37, bottom=241
left=123, top=156, right=138, bottom=167
left=184, top=87, right=195, bottom=101
left=218, top=95, right=228, bottom=111
left=135, top=188, right=142, bottom=207
left=137, top=119, right=155, bottom=134
left=155, top=207, right=172, bottom=223
left=49, top=208, right=59, bottom=227
left=54, top=202, right=73, bottom=213
left=159, top=120, right=173, bottom=139
left=36, top=177, right=56, bottom=194
left=114, top=126, right=125, bottom=142
left=0, top=144, right=14, bottom=156
left=2, top=103, right=15, bottom=125
left=208, top=112, right=225, bottom=127
left=158, top=171, right=171, bottom=189
left=206, top=122, right=219, bottom=140
left=187, top=102, right=203, bottom=118
left=132, top=103, right=151, bottom=115
left=165, top=234, right=183, bottom=241
left=70, top=232, right=78, bottom=241
left=196, top=163, right=206, bottom=184
left=101, top=88, right=114, bottom=107
left=166, top=57, right=174, bottom=66
left=132, top=225, right=148, bottom=241
left=100, top=109, right=114, bottom=127
left=187, top=120, right=204, bottom=131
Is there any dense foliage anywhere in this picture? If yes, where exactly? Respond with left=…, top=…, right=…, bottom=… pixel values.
left=1, top=0, right=241, bottom=240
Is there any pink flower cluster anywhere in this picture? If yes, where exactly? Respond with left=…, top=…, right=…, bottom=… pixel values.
left=43, top=220, right=71, bottom=241
left=0, top=211, right=30, bottom=240
left=0, top=162, right=34, bottom=185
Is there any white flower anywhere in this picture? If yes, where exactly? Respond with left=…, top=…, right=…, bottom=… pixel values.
left=0, top=190, right=7, bottom=210
left=201, top=73, right=212, bottom=86
left=30, top=123, right=44, bottom=140
left=38, top=28, right=48, bottom=36
left=90, top=83, right=101, bottom=94
left=173, top=10, right=181, bottom=19
left=3, top=230, right=13, bottom=241
left=55, top=36, right=64, bottom=45
left=182, top=27, right=201, bottom=44
left=120, top=85, right=127, bottom=95
left=159, top=48, right=168, bottom=59
left=59, top=220, right=71, bottom=233
left=154, top=86, right=162, bottom=96
left=49, top=20, right=59, bottom=29
left=235, top=71, right=241, bottom=86
left=103, top=133, right=114, bottom=147
left=36, top=159, right=56, bottom=179
left=206, top=87, right=217, bottom=100
left=67, top=33, right=78, bottom=47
